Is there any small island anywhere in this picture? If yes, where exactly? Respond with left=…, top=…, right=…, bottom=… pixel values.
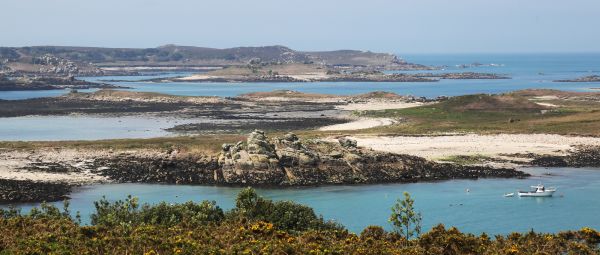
left=166, top=64, right=509, bottom=83
left=554, top=75, right=600, bottom=82
left=0, top=75, right=123, bottom=91
left=0, top=45, right=510, bottom=90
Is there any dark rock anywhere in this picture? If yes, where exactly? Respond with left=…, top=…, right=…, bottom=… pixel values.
left=530, top=146, right=600, bottom=168
left=93, top=131, right=529, bottom=186
left=0, top=179, right=71, bottom=203
left=530, top=156, right=568, bottom=167
left=92, top=155, right=219, bottom=184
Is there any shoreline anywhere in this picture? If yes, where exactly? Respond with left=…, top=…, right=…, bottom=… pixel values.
left=168, top=71, right=509, bottom=83
left=0, top=131, right=531, bottom=203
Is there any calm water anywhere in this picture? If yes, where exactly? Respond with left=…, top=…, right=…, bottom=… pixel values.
left=5, top=167, right=600, bottom=234
left=1, top=54, right=599, bottom=100
left=80, top=53, right=600, bottom=98
left=0, top=115, right=199, bottom=141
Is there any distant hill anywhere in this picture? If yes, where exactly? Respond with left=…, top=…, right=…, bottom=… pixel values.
left=0, top=45, right=429, bottom=75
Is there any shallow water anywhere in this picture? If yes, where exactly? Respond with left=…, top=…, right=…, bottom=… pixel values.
left=0, top=115, right=199, bottom=141
left=2, top=54, right=599, bottom=100
left=1, top=54, right=599, bottom=140
left=4, top=167, right=600, bottom=234
left=79, top=53, right=600, bottom=98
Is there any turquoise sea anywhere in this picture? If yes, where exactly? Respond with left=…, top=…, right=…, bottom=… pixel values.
left=1, top=53, right=599, bottom=101
left=4, top=167, right=600, bottom=235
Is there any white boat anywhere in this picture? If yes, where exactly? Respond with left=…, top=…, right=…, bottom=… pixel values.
left=503, top=193, right=514, bottom=197
left=518, top=184, right=556, bottom=197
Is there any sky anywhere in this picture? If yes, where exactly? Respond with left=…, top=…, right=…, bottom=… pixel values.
left=1, top=0, right=599, bottom=53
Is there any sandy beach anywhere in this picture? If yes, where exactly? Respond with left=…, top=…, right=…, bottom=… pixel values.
left=337, top=101, right=425, bottom=111
left=0, top=148, right=159, bottom=184
left=347, top=134, right=600, bottom=160
left=319, top=118, right=398, bottom=131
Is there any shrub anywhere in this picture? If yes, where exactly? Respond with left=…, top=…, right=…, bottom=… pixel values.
left=361, top=225, right=387, bottom=240
left=0, top=192, right=599, bottom=254
left=233, top=187, right=343, bottom=232
left=91, top=195, right=224, bottom=227
left=389, top=192, right=422, bottom=240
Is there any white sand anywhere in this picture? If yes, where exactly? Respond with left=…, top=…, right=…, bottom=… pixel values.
left=287, top=73, right=329, bottom=81
left=535, top=102, right=559, bottom=107
left=347, top=134, right=600, bottom=160
left=176, top=74, right=218, bottom=81
left=319, top=118, right=397, bottom=131
left=532, top=96, right=559, bottom=100
left=0, top=148, right=156, bottom=184
left=338, top=101, right=424, bottom=111
left=101, top=66, right=221, bottom=71
left=0, top=167, right=106, bottom=183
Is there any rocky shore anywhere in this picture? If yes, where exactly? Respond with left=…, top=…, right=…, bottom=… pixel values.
left=0, top=179, right=71, bottom=203
left=0, top=75, right=124, bottom=91
left=7, top=132, right=600, bottom=203
left=171, top=71, right=510, bottom=83
left=530, top=146, right=600, bottom=168
left=90, top=131, right=528, bottom=186
left=554, top=75, right=600, bottom=82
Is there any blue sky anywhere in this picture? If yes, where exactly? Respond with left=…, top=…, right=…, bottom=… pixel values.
left=1, top=0, right=599, bottom=53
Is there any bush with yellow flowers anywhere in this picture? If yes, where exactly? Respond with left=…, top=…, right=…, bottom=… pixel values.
left=1, top=188, right=599, bottom=254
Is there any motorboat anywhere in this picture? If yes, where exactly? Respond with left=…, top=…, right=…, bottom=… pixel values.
left=518, top=184, right=556, bottom=197
left=503, top=193, right=515, bottom=197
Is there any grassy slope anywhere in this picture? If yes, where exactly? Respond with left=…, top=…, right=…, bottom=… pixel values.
left=205, top=63, right=326, bottom=76
left=0, top=135, right=243, bottom=155
left=359, top=91, right=600, bottom=136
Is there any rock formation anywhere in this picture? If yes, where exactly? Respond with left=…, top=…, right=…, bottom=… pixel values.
left=530, top=145, right=600, bottom=168
left=95, top=130, right=528, bottom=186
left=0, top=179, right=71, bottom=203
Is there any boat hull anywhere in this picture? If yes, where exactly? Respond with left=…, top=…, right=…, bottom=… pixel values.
left=518, top=190, right=555, bottom=197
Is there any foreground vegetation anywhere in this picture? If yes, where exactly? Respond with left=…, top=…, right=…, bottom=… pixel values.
left=1, top=189, right=599, bottom=254
left=360, top=90, right=600, bottom=136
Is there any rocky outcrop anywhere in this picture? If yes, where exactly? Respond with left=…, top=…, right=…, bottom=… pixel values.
left=94, top=130, right=528, bottom=186
left=0, top=76, right=121, bottom=91
left=554, top=75, right=600, bottom=83
left=531, top=146, right=600, bottom=168
left=92, top=154, right=219, bottom=184
left=0, top=179, right=71, bottom=203
left=218, top=130, right=285, bottom=184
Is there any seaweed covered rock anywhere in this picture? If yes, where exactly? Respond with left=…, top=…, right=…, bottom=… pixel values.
left=530, top=146, right=600, bottom=168
left=93, top=154, right=219, bottom=184
left=0, top=179, right=72, bottom=203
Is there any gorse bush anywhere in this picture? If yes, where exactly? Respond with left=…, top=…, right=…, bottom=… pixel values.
left=233, top=187, right=343, bottom=232
left=91, top=195, right=224, bottom=227
left=1, top=188, right=600, bottom=254
left=86, top=188, right=339, bottom=232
